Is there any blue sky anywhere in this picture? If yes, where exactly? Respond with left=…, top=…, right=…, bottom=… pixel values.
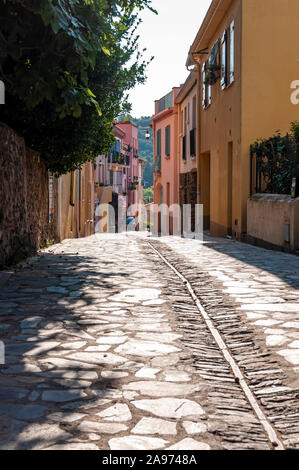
left=129, top=0, right=212, bottom=118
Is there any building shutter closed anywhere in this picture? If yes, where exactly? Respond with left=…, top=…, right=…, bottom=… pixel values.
left=221, top=29, right=228, bottom=89
left=157, top=129, right=161, bottom=156
left=165, top=125, right=170, bottom=156
left=202, top=63, right=206, bottom=108
left=229, top=21, right=235, bottom=84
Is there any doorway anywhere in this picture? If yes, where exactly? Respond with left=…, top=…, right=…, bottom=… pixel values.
left=200, top=153, right=210, bottom=230
left=227, top=142, right=233, bottom=237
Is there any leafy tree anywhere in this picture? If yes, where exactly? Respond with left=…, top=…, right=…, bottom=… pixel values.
left=0, top=0, right=156, bottom=174
left=251, top=122, right=298, bottom=195
left=143, top=186, right=153, bottom=204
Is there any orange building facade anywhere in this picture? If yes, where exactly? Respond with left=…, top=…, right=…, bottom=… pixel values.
left=187, top=0, right=299, bottom=238
left=175, top=70, right=198, bottom=231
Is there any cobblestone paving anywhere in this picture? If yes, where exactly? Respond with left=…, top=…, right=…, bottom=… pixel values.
left=0, top=233, right=298, bottom=450
left=157, top=235, right=299, bottom=376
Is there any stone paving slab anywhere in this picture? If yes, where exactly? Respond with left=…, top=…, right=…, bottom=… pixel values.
left=1, top=233, right=296, bottom=450
left=157, top=235, right=299, bottom=382
left=0, top=234, right=219, bottom=450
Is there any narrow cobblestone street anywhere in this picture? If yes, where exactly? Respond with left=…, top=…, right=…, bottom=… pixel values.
left=0, top=233, right=298, bottom=450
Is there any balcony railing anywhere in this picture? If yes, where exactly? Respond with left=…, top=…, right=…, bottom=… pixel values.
left=128, top=182, right=138, bottom=191
left=109, top=151, right=125, bottom=165
left=158, top=91, right=173, bottom=113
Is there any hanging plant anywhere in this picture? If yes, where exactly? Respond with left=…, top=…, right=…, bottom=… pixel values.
left=204, top=63, right=221, bottom=86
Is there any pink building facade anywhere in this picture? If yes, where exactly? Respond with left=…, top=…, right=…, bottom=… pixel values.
left=152, top=87, right=181, bottom=233
left=117, top=121, right=140, bottom=217
left=95, top=120, right=144, bottom=230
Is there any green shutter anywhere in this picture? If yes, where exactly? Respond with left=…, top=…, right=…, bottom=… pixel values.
left=157, top=129, right=161, bottom=156
left=165, top=126, right=170, bottom=156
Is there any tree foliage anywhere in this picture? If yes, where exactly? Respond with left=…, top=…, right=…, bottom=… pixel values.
left=0, top=0, right=155, bottom=174
left=143, top=186, right=153, bottom=204
left=251, top=122, right=299, bottom=195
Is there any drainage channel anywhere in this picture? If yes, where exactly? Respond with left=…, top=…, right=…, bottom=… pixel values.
left=147, top=241, right=285, bottom=451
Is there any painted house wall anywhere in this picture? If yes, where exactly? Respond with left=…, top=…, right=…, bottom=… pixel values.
left=117, top=121, right=139, bottom=214
left=197, top=0, right=242, bottom=237
left=240, top=0, right=299, bottom=233
left=152, top=87, right=181, bottom=212
left=176, top=72, right=198, bottom=176
left=58, top=162, right=95, bottom=241
left=176, top=71, right=198, bottom=231
left=192, top=0, right=299, bottom=238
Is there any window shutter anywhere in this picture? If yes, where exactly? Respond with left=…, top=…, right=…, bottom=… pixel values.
left=221, top=29, right=228, bottom=89
left=165, top=126, right=170, bottom=156
left=70, top=171, right=75, bottom=206
left=157, top=129, right=161, bottom=156
left=229, top=21, right=235, bottom=84
left=202, top=63, right=206, bottom=109
left=208, top=57, right=212, bottom=105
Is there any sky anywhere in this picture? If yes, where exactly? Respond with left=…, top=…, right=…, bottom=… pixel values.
left=129, top=0, right=212, bottom=118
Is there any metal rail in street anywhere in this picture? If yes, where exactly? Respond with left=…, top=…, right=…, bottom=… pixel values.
left=147, top=241, right=285, bottom=451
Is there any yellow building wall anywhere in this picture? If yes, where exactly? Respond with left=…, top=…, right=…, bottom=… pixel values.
left=58, top=162, right=95, bottom=241
left=240, top=0, right=299, bottom=233
left=198, top=0, right=299, bottom=237
left=199, top=0, right=242, bottom=237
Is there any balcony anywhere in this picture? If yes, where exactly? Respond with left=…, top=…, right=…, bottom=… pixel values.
left=128, top=182, right=138, bottom=191
left=157, top=91, right=173, bottom=113
left=109, top=151, right=125, bottom=165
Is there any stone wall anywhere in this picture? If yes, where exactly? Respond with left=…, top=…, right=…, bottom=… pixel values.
left=247, top=194, right=299, bottom=253
left=0, top=123, right=58, bottom=268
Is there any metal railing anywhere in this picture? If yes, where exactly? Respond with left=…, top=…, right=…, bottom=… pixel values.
left=158, top=91, right=173, bottom=113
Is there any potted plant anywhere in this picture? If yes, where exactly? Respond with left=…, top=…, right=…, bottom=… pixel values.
left=205, top=63, right=221, bottom=86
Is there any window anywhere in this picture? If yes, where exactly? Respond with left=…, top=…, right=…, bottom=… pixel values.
left=117, top=171, right=122, bottom=185
left=221, top=29, right=228, bottom=89
left=192, top=96, right=197, bottom=130
left=190, top=129, right=196, bottom=157
left=165, top=125, right=170, bottom=156
left=221, top=21, right=235, bottom=89
left=182, top=135, right=186, bottom=160
left=202, top=62, right=211, bottom=109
